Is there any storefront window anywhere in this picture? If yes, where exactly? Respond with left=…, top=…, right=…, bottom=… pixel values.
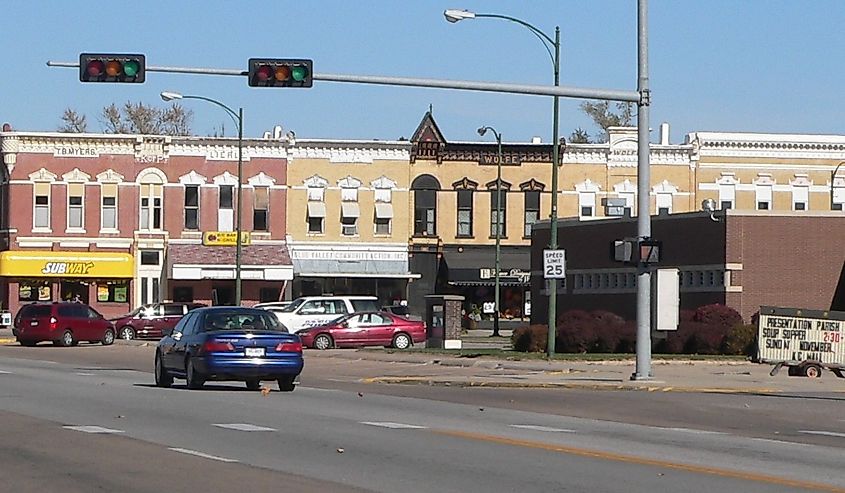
left=97, top=282, right=129, bottom=303
left=173, top=286, right=194, bottom=302
left=61, top=281, right=88, bottom=304
left=259, top=287, right=281, bottom=302
left=19, top=281, right=51, bottom=302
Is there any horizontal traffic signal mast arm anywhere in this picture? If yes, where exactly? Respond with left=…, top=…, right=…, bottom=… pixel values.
left=48, top=60, right=641, bottom=103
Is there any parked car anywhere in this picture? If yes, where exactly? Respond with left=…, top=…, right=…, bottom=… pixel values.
left=14, top=302, right=115, bottom=347
left=382, top=304, right=423, bottom=321
left=112, top=302, right=206, bottom=340
left=271, top=296, right=380, bottom=334
left=254, top=301, right=292, bottom=310
left=298, top=311, right=426, bottom=350
left=154, top=306, right=303, bottom=391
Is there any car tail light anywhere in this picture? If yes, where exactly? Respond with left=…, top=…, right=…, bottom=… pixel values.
left=275, top=342, right=302, bottom=353
left=49, top=317, right=58, bottom=330
left=201, top=341, right=235, bottom=353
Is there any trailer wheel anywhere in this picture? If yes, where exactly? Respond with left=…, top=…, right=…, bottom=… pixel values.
left=803, top=364, right=822, bottom=379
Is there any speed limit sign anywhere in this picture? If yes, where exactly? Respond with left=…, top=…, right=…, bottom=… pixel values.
left=543, top=249, right=566, bottom=279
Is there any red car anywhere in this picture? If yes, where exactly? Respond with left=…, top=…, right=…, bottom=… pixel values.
left=111, top=302, right=206, bottom=340
left=298, top=311, right=426, bottom=350
left=14, top=302, right=115, bottom=347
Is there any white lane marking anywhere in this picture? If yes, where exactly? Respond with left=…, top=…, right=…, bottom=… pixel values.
left=658, top=427, right=727, bottom=435
left=169, top=447, right=238, bottom=463
left=75, top=372, right=94, bottom=376
left=300, top=386, right=340, bottom=392
left=63, top=425, right=124, bottom=434
left=213, top=423, right=276, bottom=432
left=510, top=425, right=576, bottom=433
left=0, top=370, right=11, bottom=374
left=751, top=438, right=813, bottom=447
left=799, top=430, right=845, bottom=438
left=361, top=421, right=428, bottom=429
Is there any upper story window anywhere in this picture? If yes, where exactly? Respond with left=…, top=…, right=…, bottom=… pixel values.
left=523, top=190, right=540, bottom=237
left=372, top=176, right=396, bottom=237
left=656, top=193, right=672, bottom=215
left=457, top=189, right=474, bottom=237
left=253, top=186, right=269, bottom=231
left=488, top=180, right=509, bottom=238
left=33, top=182, right=51, bottom=230
left=756, top=185, right=773, bottom=210
left=184, top=185, right=199, bottom=231
left=833, top=176, right=845, bottom=211
left=101, top=184, right=118, bottom=231
left=67, top=183, right=84, bottom=230
left=791, top=178, right=810, bottom=211
left=138, top=169, right=165, bottom=231
left=579, top=192, right=595, bottom=218
left=304, top=175, right=328, bottom=235
left=412, top=175, right=440, bottom=237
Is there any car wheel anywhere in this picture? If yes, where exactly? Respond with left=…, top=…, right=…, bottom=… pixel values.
left=154, top=353, right=173, bottom=388
left=314, top=334, right=333, bottom=350
left=101, top=328, right=115, bottom=346
left=119, top=326, right=135, bottom=340
left=185, top=358, right=205, bottom=390
left=246, top=379, right=261, bottom=391
left=59, top=330, right=75, bottom=347
left=392, top=333, right=412, bottom=350
left=277, top=376, right=296, bottom=392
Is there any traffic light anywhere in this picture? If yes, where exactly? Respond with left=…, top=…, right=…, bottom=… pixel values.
left=79, top=53, right=145, bottom=83
left=248, top=58, right=312, bottom=88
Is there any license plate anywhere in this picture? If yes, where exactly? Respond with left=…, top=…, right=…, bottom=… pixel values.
left=245, top=347, right=265, bottom=357
left=30, top=321, right=38, bottom=326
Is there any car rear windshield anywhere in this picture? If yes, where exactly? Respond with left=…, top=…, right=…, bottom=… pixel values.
left=203, top=310, right=283, bottom=332
left=351, top=300, right=379, bottom=312
left=19, top=305, right=51, bottom=318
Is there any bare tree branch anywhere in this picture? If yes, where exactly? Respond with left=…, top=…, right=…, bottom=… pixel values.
left=58, top=108, right=88, bottom=133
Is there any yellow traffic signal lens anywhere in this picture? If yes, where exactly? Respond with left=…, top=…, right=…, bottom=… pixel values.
left=274, top=66, right=291, bottom=81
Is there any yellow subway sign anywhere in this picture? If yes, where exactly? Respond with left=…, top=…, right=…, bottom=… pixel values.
left=202, top=231, right=251, bottom=246
left=0, top=251, right=134, bottom=278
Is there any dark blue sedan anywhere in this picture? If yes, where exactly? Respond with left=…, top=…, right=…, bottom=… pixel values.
left=154, top=306, right=304, bottom=392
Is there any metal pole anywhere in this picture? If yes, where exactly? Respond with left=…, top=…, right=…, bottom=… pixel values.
left=235, top=107, right=243, bottom=305
left=547, top=26, right=560, bottom=358
left=632, top=0, right=652, bottom=380
left=494, top=132, right=502, bottom=337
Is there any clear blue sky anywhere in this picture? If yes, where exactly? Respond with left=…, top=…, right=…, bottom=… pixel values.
left=3, top=1, right=844, bottom=144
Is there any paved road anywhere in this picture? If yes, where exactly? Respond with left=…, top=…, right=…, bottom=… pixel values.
left=1, top=344, right=844, bottom=492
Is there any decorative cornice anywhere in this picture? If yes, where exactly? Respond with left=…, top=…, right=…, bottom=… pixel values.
left=62, top=168, right=91, bottom=183
left=613, top=179, right=636, bottom=193
left=289, top=145, right=409, bottom=163
left=519, top=179, right=545, bottom=191
left=178, top=170, right=207, bottom=185
left=652, top=180, right=678, bottom=194
left=248, top=172, right=276, bottom=187
left=338, top=175, right=362, bottom=188
left=452, top=177, right=479, bottom=190
left=28, top=168, right=57, bottom=182
left=213, top=171, right=238, bottom=186
left=371, top=176, right=397, bottom=189
left=304, top=175, right=328, bottom=188
left=575, top=179, right=601, bottom=193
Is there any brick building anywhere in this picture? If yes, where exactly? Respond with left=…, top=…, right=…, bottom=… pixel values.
left=0, top=130, right=291, bottom=318
left=530, top=211, right=845, bottom=325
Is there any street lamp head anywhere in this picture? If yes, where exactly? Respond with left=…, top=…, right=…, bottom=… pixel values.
left=444, top=9, right=476, bottom=23
left=477, top=126, right=488, bottom=137
left=160, top=91, right=183, bottom=102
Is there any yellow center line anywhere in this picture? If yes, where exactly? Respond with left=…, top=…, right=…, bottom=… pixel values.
left=433, top=429, right=845, bottom=493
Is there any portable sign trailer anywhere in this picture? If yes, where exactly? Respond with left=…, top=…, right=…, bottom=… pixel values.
left=757, top=306, right=845, bottom=378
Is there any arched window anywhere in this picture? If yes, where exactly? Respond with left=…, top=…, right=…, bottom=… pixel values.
left=138, top=169, right=166, bottom=231
left=412, top=175, right=440, bottom=236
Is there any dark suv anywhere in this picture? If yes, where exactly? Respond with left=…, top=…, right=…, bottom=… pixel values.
left=14, top=302, right=115, bottom=347
left=111, top=302, right=205, bottom=340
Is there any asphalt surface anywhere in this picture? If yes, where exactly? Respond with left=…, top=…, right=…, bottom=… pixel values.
left=1, top=352, right=844, bottom=493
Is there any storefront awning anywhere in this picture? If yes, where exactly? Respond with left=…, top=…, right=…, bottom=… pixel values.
left=290, top=247, right=415, bottom=278
left=0, top=251, right=134, bottom=278
left=341, top=202, right=360, bottom=218
left=169, top=243, right=294, bottom=281
left=442, top=246, right=531, bottom=286
left=307, top=202, right=326, bottom=218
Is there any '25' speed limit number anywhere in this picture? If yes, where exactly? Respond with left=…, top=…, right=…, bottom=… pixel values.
left=543, top=249, right=566, bottom=279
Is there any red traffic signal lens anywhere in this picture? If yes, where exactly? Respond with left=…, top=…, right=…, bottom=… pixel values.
left=86, top=60, right=105, bottom=77
left=255, top=65, right=273, bottom=81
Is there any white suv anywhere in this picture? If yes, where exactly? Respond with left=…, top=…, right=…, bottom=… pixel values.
left=271, top=296, right=379, bottom=334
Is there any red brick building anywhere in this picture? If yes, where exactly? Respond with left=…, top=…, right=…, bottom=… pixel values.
left=530, top=211, right=845, bottom=324
left=0, top=131, right=291, bottom=318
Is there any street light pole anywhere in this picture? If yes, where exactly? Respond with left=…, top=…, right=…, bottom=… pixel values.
left=160, top=91, right=244, bottom=305
left=831, top=161, right=845, bottom=211
left=478, top=126, right=503, bottom=337
left=445, top=9, right=561, bottom=357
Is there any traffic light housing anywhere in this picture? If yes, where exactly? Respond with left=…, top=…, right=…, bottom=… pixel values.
left=248, top=58, right=312, bottom=88
left=79, top=53, right=145, bottom=83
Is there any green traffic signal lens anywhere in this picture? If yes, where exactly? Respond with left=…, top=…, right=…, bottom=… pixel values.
left=123, top=60, right=140, bottom=77
left=291, top=65, right=308, bottom=82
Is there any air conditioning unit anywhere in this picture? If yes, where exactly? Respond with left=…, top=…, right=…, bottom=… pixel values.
left=342, top=225, right=358, bottom=236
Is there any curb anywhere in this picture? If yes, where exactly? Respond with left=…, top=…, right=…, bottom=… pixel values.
left=360, top=375, right=782, bottom=394
left=0, top=338, right=17, bottom=345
